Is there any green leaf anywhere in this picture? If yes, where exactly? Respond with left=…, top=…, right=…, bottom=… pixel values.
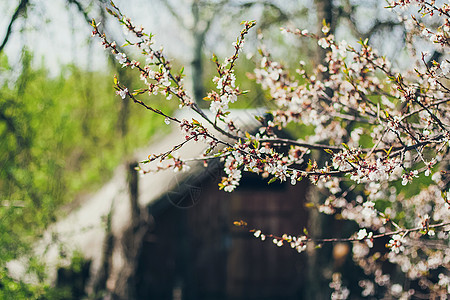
left=324, top=149, right=334, bottom=155
left=268, top=177, right=277, bottom=184
left=384, top=146, right=393, bottom=157
left=212, top=54, right=218, bottom=64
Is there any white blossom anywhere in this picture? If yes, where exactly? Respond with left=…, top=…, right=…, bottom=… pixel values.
left=116, top=88, right=128, bottom=99
left=115, top=52, right=127, bottom=65
left=441, top=60, right=450, bottom=76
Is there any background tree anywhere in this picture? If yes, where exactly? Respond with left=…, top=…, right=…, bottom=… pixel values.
left=0, top=1, right=174, bottom=298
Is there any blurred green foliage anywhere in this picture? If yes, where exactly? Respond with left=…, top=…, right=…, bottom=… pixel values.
left=0, top=50, right=173, bottom=297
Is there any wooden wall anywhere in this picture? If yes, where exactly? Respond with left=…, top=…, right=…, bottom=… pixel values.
left=136, top=168, right=309, bottom=300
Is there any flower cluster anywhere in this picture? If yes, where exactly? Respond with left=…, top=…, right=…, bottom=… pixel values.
left=94, top=1, right=450, bottom=298
left=329, top=273, right=350, bottom=300
left=210, top=71, right=238, bottom=114
left=252, top=228, right=307, bottom=253
left=220, top=151, right=243, bottom=192
left=387, top=234, right=405, bottom=254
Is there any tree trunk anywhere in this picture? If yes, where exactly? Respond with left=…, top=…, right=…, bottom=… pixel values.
left=191, top=31, right=204, bottom=104
left=314, top=0, right=334, bottom=65
left=112, top=162, right=149, bottom=300
left=306, top=1, right=335, bottom=299
left=190, top=0, right=205, bottom=104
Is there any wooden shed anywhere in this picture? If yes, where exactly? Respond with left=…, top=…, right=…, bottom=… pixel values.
left=136, top=161, right=309, bottom=300
left=36, top=109, right=311, bottom=299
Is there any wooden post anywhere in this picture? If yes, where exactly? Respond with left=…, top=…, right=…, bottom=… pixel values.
left=128, top=162, right=140, bottom=229
left=113, top=161, right=148, bottom=299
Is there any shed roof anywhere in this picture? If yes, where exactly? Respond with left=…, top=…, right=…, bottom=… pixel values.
left=31, top=108, right=265, bottom=284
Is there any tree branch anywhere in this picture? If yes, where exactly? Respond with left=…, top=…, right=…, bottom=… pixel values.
left=363, top=20, right=402, bottom=40
left=66, top=0, right=91, bottom=24
left=0, top=0, right=29, bottom=53
left=158, top=0, right=188, bottom=29
left=243, top=221, right=450, bottom=245
left=310, top=221, right=450, bottom=244
left=259, top=135, right=444, bottom=156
